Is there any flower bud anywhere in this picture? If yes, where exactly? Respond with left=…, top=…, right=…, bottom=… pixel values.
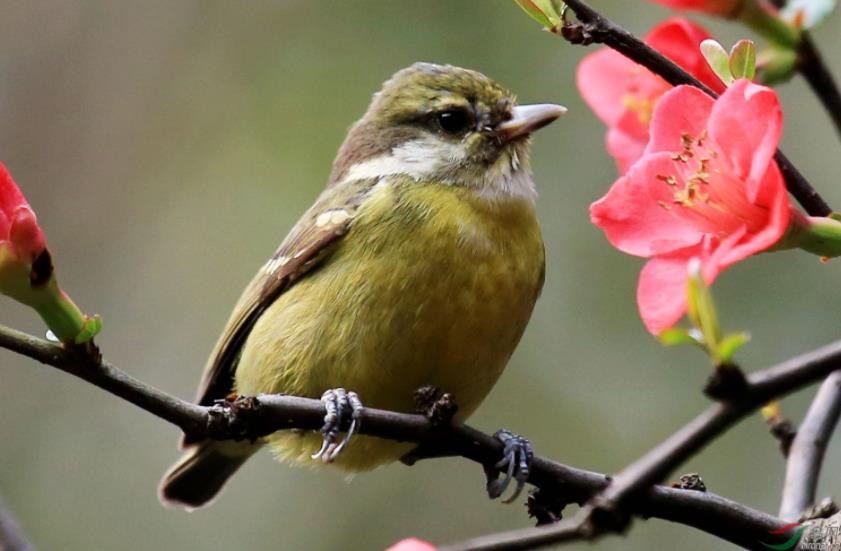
left=0, top=162, right=98, bottom=344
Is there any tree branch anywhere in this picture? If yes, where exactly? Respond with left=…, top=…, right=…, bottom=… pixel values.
left=442, top=488, right=787, bottom=551
left=798, top=33, right=841, bottom=142
left=0, top=327, right=209, bottom=436
left=560, top=0, right=833, bottom=217
left=441, top=340, right=841, bottom=550
left=4, top=324, right=841, bottom=549
left=0, top=496, right=36, bottom=551
left=779, top=370, right=841, bottom=521
left=762, top=401, right=796, bottom=457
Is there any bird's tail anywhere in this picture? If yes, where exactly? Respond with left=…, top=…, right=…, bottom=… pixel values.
left=159, top=440, right=260, bottom=510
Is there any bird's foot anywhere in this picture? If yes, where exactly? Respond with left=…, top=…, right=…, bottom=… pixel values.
left=413, top=384, right=458, bottom=426
left=311, top=388, right=363, bottom=463
left=485, top=429, right=533, bottom=504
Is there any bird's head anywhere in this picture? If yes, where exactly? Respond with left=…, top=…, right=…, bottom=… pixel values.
left=330, top=63, right=565, bottom=198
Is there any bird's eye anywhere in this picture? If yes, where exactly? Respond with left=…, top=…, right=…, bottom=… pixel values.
left=436, top=109, right=473, bottom=135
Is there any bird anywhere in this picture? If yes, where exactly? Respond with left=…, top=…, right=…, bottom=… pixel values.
left=159, top=62, right=565, bottom=509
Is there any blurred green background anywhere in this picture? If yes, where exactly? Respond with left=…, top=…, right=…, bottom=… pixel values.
left=1, top=1, right=840, bottom=550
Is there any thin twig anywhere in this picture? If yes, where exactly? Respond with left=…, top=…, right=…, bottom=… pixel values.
left=3, top=325, right=841, bottom=549
left=560, top=0, right=832, bottom=217
left=779, top=370, right=841, bottom=521
left=0, top=325, right=788, bottom=547
left=798, top=33, right=841, bottom=142
left=761, top=401, right=796, bottom=457
left=442, top=518, right=584, bottom=551
left=600, top=356, right=841, bottom=516
left=0, top=327, right=209, bottom=435
left=0, top=496, right=36, bottom=551
left=442, top=489, right=786, bottom=551
left=442, top=340, right=841, bottom=550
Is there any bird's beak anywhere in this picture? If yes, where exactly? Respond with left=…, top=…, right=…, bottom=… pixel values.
left=497, top=104, right=567, bottom=141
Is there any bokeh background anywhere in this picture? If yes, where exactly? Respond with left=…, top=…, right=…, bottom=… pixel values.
left=1, top=1, right=840, bottom=550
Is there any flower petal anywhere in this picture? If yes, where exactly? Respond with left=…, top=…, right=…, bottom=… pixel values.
left=648, top=0, right=741, bottom=15
left=606, top=125, right=647, bottom=174
left=645, top=85, right=714, bottom=155
left=637, top=249, right=698, bottom=334
left=9, top=205, right=46, bottom=261
left=386, top=538, right=437, bottom=551
left=646, top=18, right=726, bottom=94
left=0, top=162, right=28, bottom=221
left=708, top=79, right=782, bottom=202
left=0, top=209, right=9, bottom=241
left=591, top=152, right=706, bottom=257
left=577, top=47, right=637, bottom=126
left=708, top=164, right=790, bottom=269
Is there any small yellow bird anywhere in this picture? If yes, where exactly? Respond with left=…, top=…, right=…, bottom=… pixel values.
left=160, top=62, right=564, bottom=509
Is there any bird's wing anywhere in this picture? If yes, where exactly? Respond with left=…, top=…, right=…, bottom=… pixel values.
left=182, top=178, right=378, bottom=446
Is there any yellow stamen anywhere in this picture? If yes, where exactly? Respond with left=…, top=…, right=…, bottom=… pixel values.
left=622, top=94, right=655, bottom=125
left=657, top=174, right=677, bottom=186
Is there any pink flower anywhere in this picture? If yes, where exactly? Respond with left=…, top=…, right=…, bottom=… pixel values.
left=0, top=163, right=47, bottom=283
left=577, top=18, right=726, bottom=173
left=590, top=80, right=790, bottom=334
left=385, top=538, right=437, bottom=551
left=649, top=0, right=742, bottom=16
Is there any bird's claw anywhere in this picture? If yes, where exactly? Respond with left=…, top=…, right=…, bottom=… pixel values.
left=311, top=388, right=363, bottom=462
left=486, top=429, right=533, bottom=504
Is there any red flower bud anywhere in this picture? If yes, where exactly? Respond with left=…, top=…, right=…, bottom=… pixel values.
left=0, top=162, right=97, bottom=344
left=0, top=163, right=46, bottom=272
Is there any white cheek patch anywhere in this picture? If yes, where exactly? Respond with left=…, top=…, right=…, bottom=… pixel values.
left=341, top=137, right=468, bottom=183
left=339, top=136, right=536, bottom=202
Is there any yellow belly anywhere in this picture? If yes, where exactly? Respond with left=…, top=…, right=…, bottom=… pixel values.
left=235, top=179, right=544, bottom=470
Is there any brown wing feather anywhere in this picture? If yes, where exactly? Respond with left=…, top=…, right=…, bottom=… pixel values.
left=182, top=178, right=376, bottom=446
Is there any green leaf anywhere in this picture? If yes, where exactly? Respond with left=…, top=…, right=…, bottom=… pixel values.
left=685, top=258, right=722, bottom=360
left=729, top=40, right=756, bottom=81
left=513, top=0, right=563, bottom=29
left=659, top=327, right=704, bottom=348
left=717, top=332, right=751, bottom=363
left=780, top=0, right=837, bottom=29
left=665, top=262, right=749, bottom=366
left=700, top=39, right=734, bottom=86
left=739, top=0, right=802, bottom=47
left=757, top=46, right=797, bottom=85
